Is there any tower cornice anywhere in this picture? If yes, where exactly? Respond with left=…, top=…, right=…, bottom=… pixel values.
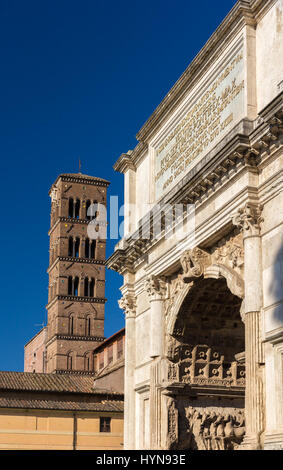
left=46, top=295, right=107, bottom=310
left=47, top=256, right=105, bottom=273
left=49, top=173, right=110, bottom=194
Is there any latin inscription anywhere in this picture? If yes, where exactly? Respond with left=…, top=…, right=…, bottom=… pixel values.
left=154, top=49, right=245, bottom=199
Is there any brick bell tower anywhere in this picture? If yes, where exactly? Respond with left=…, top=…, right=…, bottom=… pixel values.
left=46, top=173, right=109, bottom=374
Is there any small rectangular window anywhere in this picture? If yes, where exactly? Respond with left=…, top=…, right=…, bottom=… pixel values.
left=117, top=338, right=123, bottom=358
left=100, top=417, right=111, bottom=433
left=99, top=353, right=104, bottom=370
left=108, top=345, right=113, bottom=364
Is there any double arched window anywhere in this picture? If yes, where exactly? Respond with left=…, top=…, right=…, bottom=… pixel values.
left=68, top=276, right=79, bottom=296
left=68, top=198, right=80, bottom=218
left=84, top=277, right=95, bottom=297
left=85, top=237, right=96, bottom=259
left=68, top=237, right=80, bottom=257
left=86, top=199, right=98, bottom=220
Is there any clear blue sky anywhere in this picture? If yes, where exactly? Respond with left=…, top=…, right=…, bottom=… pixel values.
left=0, top=0, right=236, bottom=371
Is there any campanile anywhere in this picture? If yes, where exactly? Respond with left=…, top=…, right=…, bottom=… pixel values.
left=46, top=173, right=109, bottom=374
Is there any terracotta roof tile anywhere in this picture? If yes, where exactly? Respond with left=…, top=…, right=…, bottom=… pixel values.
left=0, top=397, right=124, bottom=412
left=0, top=371, right=122, bottom=395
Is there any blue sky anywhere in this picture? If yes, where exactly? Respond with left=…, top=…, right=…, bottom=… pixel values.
left=0, top=0, right=236, bottom=371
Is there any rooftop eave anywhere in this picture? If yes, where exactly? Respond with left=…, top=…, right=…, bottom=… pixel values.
left=49, top=173, right=110, bottom=194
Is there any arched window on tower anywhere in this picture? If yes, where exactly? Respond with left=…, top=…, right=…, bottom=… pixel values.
left=84, top=278, right=89, bottom=297
left=68, top=237, right=80, bottom=257
left=68, top=198, right=74, bottom=218
left=86, top=200, right=99, bottom=220
left=86, top=315, right=91, bottom=336
left=86, top=200, right=91, bottom=220
left=90, top=240, right=96, bottom=259
left=69, top=314, right=74, bottom=335
left=85, top=237, right=90, bottom=258
left=84, top=238, right=96, bottom=259
left=74, top=237, right=80, bottom=257
left=68, top=276, right=72, bottom=295
left=84, top=277, right=95, bottom=297
left=67, top=351, right=75, bottom=371
left=74, top=276, right=79, bottom=296
left=75, top=199, right=80, bottom=219
left=84, top=352, right=93, bottom=372
left=68, top=237, right=73, bottom=256
left=68, top=276, right=79, bottom=296
left=93, top=200, right=99, bottom=219
left=89, top=278, right=95, bottom=297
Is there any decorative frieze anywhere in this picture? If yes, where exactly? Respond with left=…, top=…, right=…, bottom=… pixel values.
left=184, top=407, right=245, bottom=450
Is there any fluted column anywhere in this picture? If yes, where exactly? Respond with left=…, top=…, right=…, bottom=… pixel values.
left=119, top=293, right=136, bottom=450
left=144, top=275, right=167, bottom=358
left=233, top=202, right=265, bottom=449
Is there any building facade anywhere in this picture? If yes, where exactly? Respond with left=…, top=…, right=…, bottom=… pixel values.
left=0, top=372, right=123, bottom=450
left=93, top=328, right=125, bottom=393
left=107, top=0, right=283, bottom=450
left=24, top=327, right=47, bottom=373
left=25, top=172, right=110, bottom=375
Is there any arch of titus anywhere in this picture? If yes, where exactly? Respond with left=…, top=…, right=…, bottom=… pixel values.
left=107, top=0, right=283, bottom=450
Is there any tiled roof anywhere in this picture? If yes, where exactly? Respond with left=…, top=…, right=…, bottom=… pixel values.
left=0, top=371, right=121, bottom=395
left=0, top=397, right=124, bottom=412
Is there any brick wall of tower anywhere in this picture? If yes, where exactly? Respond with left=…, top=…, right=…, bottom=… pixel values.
left=45, top=173, right=109, bottom=374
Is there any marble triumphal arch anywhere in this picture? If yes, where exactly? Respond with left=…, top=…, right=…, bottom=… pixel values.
left=107, top=0, right=283, bottom=450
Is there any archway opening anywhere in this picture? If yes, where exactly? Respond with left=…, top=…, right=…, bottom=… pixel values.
left=167, top=276, right=245, bottom=451
left=173, top=277, right=244, bottom=360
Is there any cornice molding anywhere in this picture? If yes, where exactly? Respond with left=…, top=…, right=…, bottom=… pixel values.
left=49, top=174, right=110, bottom=193
left=53, top=369, right=95, bottom=376
left=46, top=334, right=105, bottom=345
left=113, top=150, right=136, bottom=173
left=46, top=295, right=107, bottom=310
left=47, top=256, right=105, bottom=273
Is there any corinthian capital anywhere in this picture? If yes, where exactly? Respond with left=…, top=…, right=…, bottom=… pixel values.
left=144, top=275, right=167, bottom=301
left=232, top=203, right=263, bottom=237
left=118, top=294, right=136, bottom=319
